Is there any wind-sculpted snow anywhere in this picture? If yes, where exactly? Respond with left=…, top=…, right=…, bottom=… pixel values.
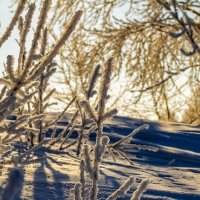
left=1, top=114, right=196, bottom=199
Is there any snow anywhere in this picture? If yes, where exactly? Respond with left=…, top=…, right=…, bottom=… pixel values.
left=1, top=114, right=200, bottom=199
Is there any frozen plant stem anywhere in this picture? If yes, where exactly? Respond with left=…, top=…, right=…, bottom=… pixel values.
left=90, top=58, right=114, bottom=200
left=28, top=10, right=83, bottom=81
left=22, top=0, right=51, bottom=74
left=90, top=124, right=102, bottom=200
left=37, top=28, right=48, bottom=143
left=131, top=179, right=149, bottom=200
left=18, top=3, right=36, bottom=71
left=74, top=183, right=82, bottom=200
left=80, top=159, right=85, bottom=199
left=0, top=0, right=26, bottom=47
left=107, top=176, right=134, bottom=200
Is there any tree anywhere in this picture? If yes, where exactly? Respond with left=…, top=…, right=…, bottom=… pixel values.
left=42, top=0, right=200, bottom=122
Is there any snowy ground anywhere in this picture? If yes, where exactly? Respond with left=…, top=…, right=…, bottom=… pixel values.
left=1, top=115, right=200, bottom=199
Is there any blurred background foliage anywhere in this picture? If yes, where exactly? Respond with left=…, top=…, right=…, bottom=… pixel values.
left=7, top=0, right=200, bottom=123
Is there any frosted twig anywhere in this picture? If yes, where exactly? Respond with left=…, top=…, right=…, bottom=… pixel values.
left=0, top=0, right=26, bottom=47
left=82, top=144, right=93, bottom=179
left=18, top=3, right=36, bottom=71
left=22, top=0, right=51, bottom=74
left=87, top=64, right=101, bottom=98
left=79, top=159, right=85, bottom=199
left=98, top=57, right=113, bottom=119
left=131, top=179, right=149, bottom=200
left=27, top=10, right=83, bottom=81
left=101, top=108, right=118, bottom=122
left=6, top=55, right=18, bottom=83
left=59, top=126, right=75, bottom=150
left=74, top=183, right=83, bottom=200
left=80, top=99, right=98, bottom=123
left=107, top=176, right=134, bottom=200
left=45, top=96, right=76, bottom=128
left=110, top=124, right=149, bottom=147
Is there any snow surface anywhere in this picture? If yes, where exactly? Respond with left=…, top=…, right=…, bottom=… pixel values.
left=1, top=115, right=200, bottom=199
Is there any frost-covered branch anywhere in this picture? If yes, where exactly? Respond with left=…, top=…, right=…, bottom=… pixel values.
left=0, top=0, right=26, bottom=47
left=107, top=176, right=134, bottom=200
left=131, top=179, right=149, bottom=200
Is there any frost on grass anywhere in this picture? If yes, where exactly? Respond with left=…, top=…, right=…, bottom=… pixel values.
left=131, top=179, right=149, bottom=200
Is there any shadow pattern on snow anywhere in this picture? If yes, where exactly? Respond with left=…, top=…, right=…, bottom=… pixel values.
left=32, top=148, right=71, bottom=200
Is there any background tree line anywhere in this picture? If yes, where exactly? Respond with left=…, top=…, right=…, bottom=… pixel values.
left=33, top=0, right=199, bottom=123
left=9, top=0, right=200, bottom=121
